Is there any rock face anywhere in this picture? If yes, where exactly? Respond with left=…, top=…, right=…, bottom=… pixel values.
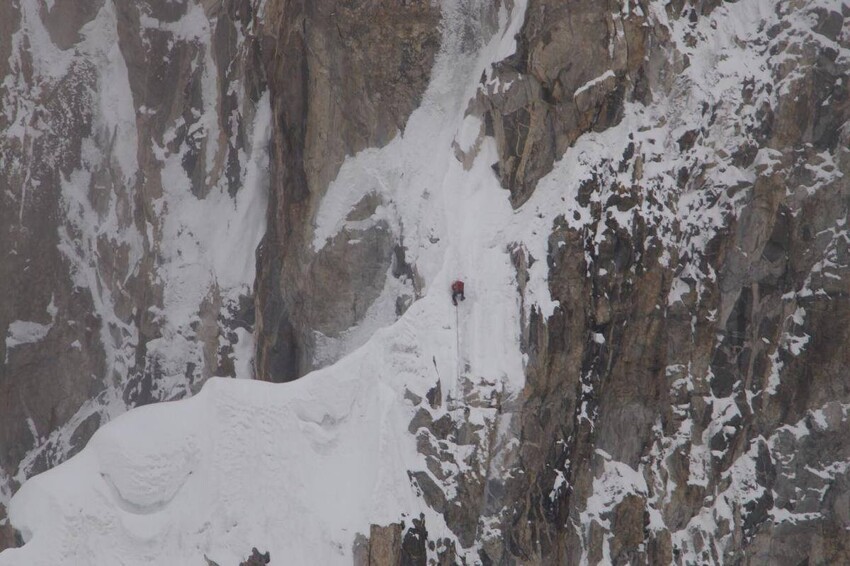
left=450, top=1, right=850, bottom=564
left=352, top=520, right=433, bottom=566
left=0, top=0, right=268, bottom=542
left=354, top=0, right=850, bottom=564
left=481, top=0, right=651, bottom=206
left=254, top=0, right=441, bottom=382
left=3, top=0, right=850, bottom=564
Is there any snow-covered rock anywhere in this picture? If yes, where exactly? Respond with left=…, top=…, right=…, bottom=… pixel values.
left=3, top=0, right=850, bottom=564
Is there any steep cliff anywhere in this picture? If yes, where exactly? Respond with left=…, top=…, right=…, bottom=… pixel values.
left=0, top=0, right=268, bottom=545
left=254, top=0, right=442, bottom=382
left=474, top=0, right=850, bottom=563
left=2, top=0, right=850, bottom=564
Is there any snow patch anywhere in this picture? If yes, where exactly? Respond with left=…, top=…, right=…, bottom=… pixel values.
left=573, top=69, right=616, bottom=98
left=5, top=321, right=52, bottom=351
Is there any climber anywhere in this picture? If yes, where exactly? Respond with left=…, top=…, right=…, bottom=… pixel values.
left=240, top=548, right=270, bottom=566
left=451, top=280, right=465, bottom=306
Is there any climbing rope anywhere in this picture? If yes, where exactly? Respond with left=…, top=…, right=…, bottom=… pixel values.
left=455, top=303, right=461, bottom=389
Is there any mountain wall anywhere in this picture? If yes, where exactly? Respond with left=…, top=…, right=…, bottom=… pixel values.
left=476, top=0, right=850, bottom=563
left=0, top=0, right=268, bottom=545
left=2, top=0, right=850, bottom=564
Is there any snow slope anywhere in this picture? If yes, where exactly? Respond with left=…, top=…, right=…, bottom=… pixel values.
left=3, top=321, right=437, bottom=565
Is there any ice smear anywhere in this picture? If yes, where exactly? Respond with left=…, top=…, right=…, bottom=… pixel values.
left=5, top=321, right=52, bottom=352
left=455, top=114, right=483, bottom=153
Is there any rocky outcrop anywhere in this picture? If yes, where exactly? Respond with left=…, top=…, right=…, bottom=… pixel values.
left=254, top=0, right=441, bottom=382
left=479, top=0, right=652, bottom=206
left=353, top=517, right=446, bottom=566
left=239, top=547, right=271, bottom=566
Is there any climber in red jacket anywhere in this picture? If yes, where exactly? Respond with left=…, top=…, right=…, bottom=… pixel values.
left=451, top=280, right=465, bottom=306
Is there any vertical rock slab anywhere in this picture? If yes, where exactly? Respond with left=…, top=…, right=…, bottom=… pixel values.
left=254, top=0, right=441, bottom=381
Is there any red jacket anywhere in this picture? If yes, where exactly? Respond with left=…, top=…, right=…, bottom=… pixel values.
left=451, top=280, right=464, bottom=293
